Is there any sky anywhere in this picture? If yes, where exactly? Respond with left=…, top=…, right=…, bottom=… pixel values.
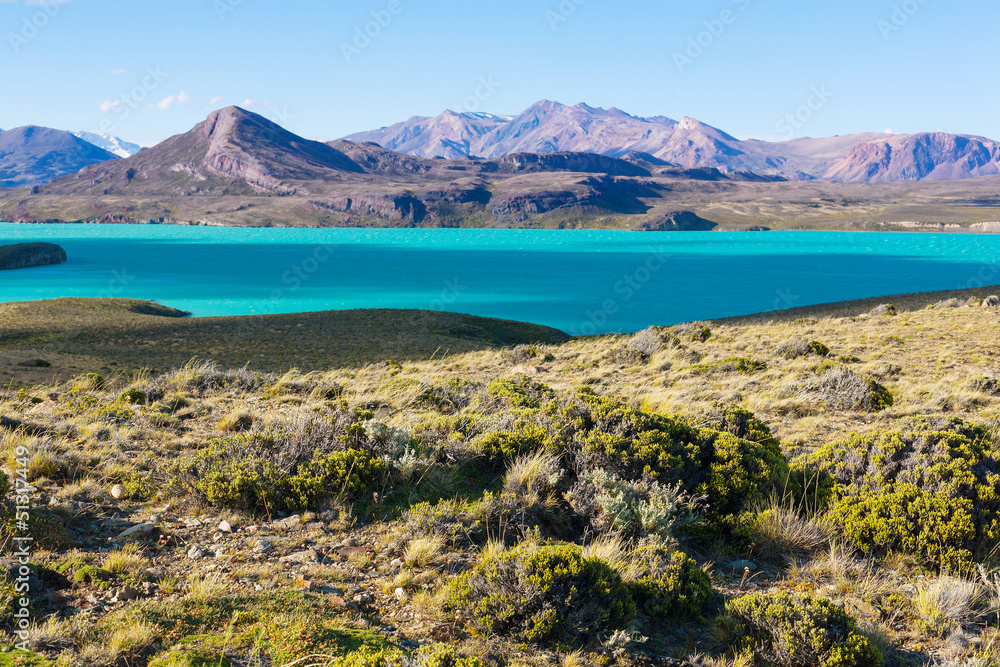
left=1, top=0, right=997, bottom=147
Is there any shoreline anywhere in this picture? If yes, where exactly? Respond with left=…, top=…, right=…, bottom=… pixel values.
left=713, top=283, right=1000, bottom=324
left=2, top=218, right=1000, bottom=235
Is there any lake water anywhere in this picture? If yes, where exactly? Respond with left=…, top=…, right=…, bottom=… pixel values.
left=1, top=223, right=998, bottom=334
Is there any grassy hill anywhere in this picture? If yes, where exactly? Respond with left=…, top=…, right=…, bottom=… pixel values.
left=0, top=298, right=571, bottom=384
left=4, top=293, right=1000, bottom=664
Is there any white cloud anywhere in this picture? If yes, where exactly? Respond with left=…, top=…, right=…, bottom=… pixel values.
left=239, top=99, right=270, bottom=110
left=207, top=95, right=224, bottom=106
left=156, top=90, right=190, bottom=110
left=0, top=0, right=75, bottom=4
left=111, top=68, right=126, bottom=76
left=99, top=100, right=122, bottom=113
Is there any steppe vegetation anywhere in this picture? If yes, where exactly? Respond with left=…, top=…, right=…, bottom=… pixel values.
left=3, top=291, right=1000, bottom=665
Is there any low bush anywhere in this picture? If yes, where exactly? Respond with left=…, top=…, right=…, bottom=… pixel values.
left=475, top=423, right=551, bottom=467
left=727, top=591, right=883, bottom=667
left=180, top=414, right=390, bottom=515
left=627, top=546, right=713, bottom=620
left=805, top=417, right=1000, bottom=568
left=446, top=542, right=634, bottom=644
left=812, top=368, right=893, bottom=412
left=574, top=389, right=788, bottom=523
left=610, top=326, right=681, bottom=364
left=119, top=388, right=147, bottom=405
left=485, top=377, right=552, bottom=409
left=570, top=468, right=699, bottom=545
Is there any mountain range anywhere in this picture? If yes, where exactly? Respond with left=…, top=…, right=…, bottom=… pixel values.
left=3, top=105, right=1000, bottom=232
left=345, top=100, right=1000, bottom=183
left=3, top=101, right=1000, bottom=190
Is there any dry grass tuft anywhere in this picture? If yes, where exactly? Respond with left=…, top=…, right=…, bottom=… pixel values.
left=404, top=534, right=446, bottom=568
left=915, top=575, right=985, bottom=634
left=104, top=543, right=149, bottom=579
left=185, top=572, right=228, bottom=603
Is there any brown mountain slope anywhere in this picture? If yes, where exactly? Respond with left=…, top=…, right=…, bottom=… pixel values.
left=40, top=106, right=365, bottom=197
left=6, top=107, right=1000, bottom=231
left=824, top=133, right=1000, bottom=183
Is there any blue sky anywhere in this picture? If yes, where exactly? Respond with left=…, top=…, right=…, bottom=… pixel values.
left=1, top=0, right=997, bottom=146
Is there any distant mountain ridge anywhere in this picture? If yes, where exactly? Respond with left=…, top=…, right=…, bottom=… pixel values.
left=0, top=126, right=118, bottom=188
left=7, top=106, right=1000, bottom=232
left=345, top=100, right=1000, bottom=183
left=72, top=131, right=143, bottom=158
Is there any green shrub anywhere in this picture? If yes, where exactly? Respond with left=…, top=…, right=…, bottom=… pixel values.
left=574, top=389, right=788, bottom=522
left=404, top=499, right=482, bottom=546
left=805, top=418, right=1000, bottom=567
left=119, top=389, right=147, bottom=405
left=727, top=592, right=883, bottom=667
left=829, top=484, right=976, bottom=571
left=287, top=449, right=388, bottom=510
left=486, top=377, right=552, bottom=409
left=187, top=420, right=388, bottom=515
left=413, top=644, right=484, bottom=667
left=475, top=424, right=550, bottom=466
left=709, top=406, right=781, bottom=451
left=446, top=542, right=634, bottom=644
left=809, top=341, right=832, bottom=357
left=628, top=547, right=713, bottom=620
left=703, top=431, right=788, bottom=519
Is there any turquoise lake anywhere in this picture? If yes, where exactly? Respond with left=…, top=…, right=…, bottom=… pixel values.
left=1, top=223, right=998, bottom=334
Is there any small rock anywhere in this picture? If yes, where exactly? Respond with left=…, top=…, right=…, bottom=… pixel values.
left=389, top=558, right=403, bottom=570
left=275, top=514, right=302, bottom=528
left=117, top=586, right=140, bottom=602
left=111, top=484, right=126, bottom=499
left=116, top=523, right=157, bottom=540
left=218, top=520, right=233, bottom=533
left=394, top=587, right=408, bottom=602
left=184, top=518, right=202, bottom=528
left=279, top=549, right=319, bottom=564
left=187, top=546, right=205, bottom=560
left=983, top=295, right=1000, bottom=308
left=253, top=540, right=273, bottom=554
